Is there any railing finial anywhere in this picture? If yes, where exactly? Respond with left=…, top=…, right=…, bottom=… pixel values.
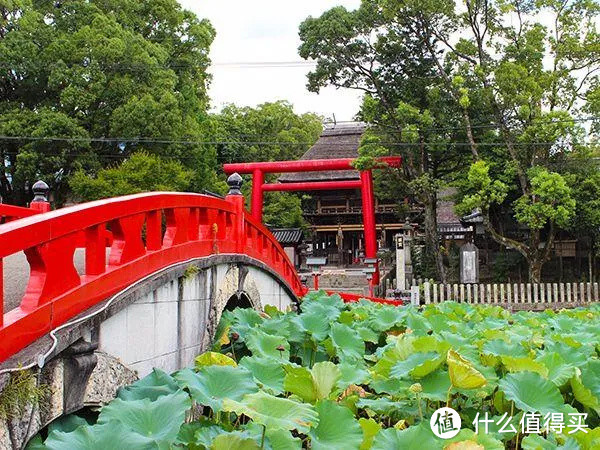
left=31, top=180, right=49, bottom=203
left=227, top=173, right=243, bottom=196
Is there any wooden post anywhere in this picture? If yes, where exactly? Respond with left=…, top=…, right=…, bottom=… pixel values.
left=486, top=284, right=492, bottom=303
left=424, top=282, right=431, bottom=305
left=433, top=283, right=438, bottom=303
left=513, top=283, right=518, bottom=303
left=460, top=284, right=465, bottom=302
left=480, top=284, right=486, bottom=303
left=547, top=284, right=553, bottom=304
left=526, top=283, right=532, bottom=303
left=506, top=284, right=512, bottom=305
left=580, top=282, right=585, bottom=304
left=467, top=284, right=472, bottom=303
left=587, top=282, right=592, bottom=303
left=559, top=283, right=565, bottom=303
left=519, top=283, right=526, bottom=303
left=553, top=283, right=558, bottom=304
left=572, top=282, right=578, bottom=303
left=567, top=283, right=572, bottom=303
left=540, top=284, right=545, bottom=303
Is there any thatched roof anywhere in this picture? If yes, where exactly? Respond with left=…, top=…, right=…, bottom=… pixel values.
left=279, top=123, right=365, bottom=183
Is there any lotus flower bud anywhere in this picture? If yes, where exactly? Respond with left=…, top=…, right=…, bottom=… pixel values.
left=409, top=383, right=422, bottom=394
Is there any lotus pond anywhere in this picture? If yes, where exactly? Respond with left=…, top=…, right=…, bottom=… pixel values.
left=29, top=292, right=600, bottom=449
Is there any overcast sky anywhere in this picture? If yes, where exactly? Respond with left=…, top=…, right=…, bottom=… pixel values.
left=178, top=0, right=363, bottom=122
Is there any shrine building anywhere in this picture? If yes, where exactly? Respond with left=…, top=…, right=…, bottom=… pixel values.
left=279, top=123, right=402, bottom=267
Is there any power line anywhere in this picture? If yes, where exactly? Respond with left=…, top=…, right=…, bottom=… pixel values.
left=0, top=61, right=319, bottom=71
left=348, top=117, right=600, bottom=135
left=0, top=135, right=596, bottom=147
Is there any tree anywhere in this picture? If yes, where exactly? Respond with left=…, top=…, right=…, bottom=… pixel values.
left=69, top=152, right=192, bottom=201
left=212, top=101, right=322, bottom=164
left=419, top=0, right=598, bottom=282
left=300, top=0, right=599, bottom=282
left=263, top=192, right=307, bottom=229
left=0, top=0, right=217, bottom=205
left=299, top=2, right=474, bottom=282
left=212, top=101, right=322, bottom=229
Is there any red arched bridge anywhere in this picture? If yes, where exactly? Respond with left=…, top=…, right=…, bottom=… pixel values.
left=0, top=156, right=401, bottom=367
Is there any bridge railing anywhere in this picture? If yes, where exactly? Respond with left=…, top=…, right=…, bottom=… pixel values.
left=0, top=181, right=303, bottom=362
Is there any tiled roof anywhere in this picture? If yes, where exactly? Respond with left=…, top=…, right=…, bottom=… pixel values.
left=271, top=227, right=304, bottom=246
left=278, top=123, right=366, bottom=183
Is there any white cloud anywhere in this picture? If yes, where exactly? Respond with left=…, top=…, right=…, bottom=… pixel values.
left=178, top=0, right=363, bottom=121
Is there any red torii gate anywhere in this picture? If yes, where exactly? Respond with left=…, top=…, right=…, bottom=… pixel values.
left=223, top=156, right=402, bottom=284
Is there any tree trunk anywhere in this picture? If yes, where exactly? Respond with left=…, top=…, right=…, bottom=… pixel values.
left=423, top=193, right=446, bottom=283
left=528, top=258, right=543, bottom=283
left=589, top=248, right=593, bottom=283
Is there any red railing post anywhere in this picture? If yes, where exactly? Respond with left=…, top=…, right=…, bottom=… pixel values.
left=29, top=180, right=51, bottom=213
left=0, top=258, right=3, bottom=326
left=146, top=210, right=162, bottom=251
left=360, top=170, right=379, bottom=284
left=251, top=169, right=264, bottom=222
left=226, top=173, right=246, bottom=253
left=85, top=224, right=107, bottom=276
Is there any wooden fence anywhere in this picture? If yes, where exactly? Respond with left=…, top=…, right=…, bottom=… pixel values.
left=415, top=281, right=599, bottom=306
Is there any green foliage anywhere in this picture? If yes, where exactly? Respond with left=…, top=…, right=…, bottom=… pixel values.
left=263, top=192, right=306, bottom=229
left=457, top=161, right=509, bottom=215
left=0, top=369, right=49, bottom=420
left=513, top=168, right=575, bottom=230
left=69, top=152, right=192, bottom=201
left=212, top=101, right=322, bottom=164
left=0, top=0, right=217, bottom=204
left=30, top=294, right=600, bottom=448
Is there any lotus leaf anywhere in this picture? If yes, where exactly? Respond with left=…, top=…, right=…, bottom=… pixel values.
left=246, top=328, right=290, bottom=360
left=372, top=423, right=441, bottom=450
left=359, top=418, right=382, bottom=450
left=97, top=390, right=191, bottom=446
left=210, top=432, right=260, bottom=450
left=283, top=361, right=340, bottom=403
left=117, top=368, right=179, bottom=401
left=195, top=351, right=237, bottom=369
left=309, top=400, right=363, bottom=450
left=501, top=355, right=549, bottom=377
left=239, top=356, right=285, bottom=394
left=447, top=349, right=487, bottom=389
left=499, top=371, right=565, bottom=414
left=222, top=391, right=318, bottom=434
left=390, top=351, right=443, bottom=379
left=330, top=322, right=364, bottom=361
left=44, top=421, right=159, bottom=450
left=174, top=366, right=258, bottom=411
